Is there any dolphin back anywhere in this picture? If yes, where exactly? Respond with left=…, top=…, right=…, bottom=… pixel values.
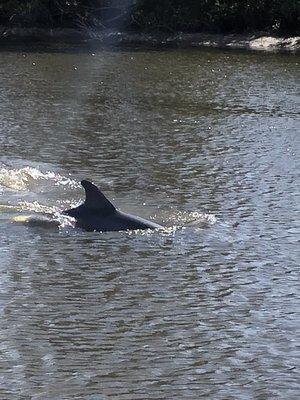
left=63, top=180, right=162, bottom=232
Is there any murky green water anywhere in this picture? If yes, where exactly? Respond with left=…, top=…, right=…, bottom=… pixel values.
left=0, top=43, right=299, bottom=399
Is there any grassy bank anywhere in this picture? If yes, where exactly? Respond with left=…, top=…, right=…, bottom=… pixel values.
left=0, top=0, right=299, bottom=35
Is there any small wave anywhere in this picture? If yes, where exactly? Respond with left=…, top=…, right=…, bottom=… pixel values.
left=18, top=201, right=58, bottom=214
left=159, top=210, right=217, bottom=226
left=0, top=166, right=78, bottom=191
left=0, top=201, right=58, bottom=217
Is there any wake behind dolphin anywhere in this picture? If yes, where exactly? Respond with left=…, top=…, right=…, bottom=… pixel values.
left=63, top=180, right=162, bottom=232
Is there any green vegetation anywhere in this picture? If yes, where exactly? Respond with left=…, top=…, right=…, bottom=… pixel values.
left=0, top=0, right=299, bottom=35
left=132, top=1, right=300, bottom=34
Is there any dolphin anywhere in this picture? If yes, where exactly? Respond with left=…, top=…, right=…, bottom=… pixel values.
left=62, top=180, right=162, bottom=232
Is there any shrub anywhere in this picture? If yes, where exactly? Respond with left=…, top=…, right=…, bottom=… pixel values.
left=0, top=0, right=299, bottom=34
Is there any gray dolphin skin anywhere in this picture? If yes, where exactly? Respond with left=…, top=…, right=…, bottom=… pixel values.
left=63, top=180, right=162, bottom=232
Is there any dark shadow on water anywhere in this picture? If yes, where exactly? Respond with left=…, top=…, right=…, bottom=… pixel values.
left=1, top=38, right=298, bottom=57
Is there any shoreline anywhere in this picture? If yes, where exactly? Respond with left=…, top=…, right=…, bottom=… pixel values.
left=0, top=27, right=299, bottom=52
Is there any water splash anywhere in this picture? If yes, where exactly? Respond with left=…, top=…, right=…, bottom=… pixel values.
left=18, top=201, right=58, bottom=214
left=0, top=165, right=79, bottom=230
left=159, top=210, right=217, bottom=227
left=0, top=166, right=78, bottom=191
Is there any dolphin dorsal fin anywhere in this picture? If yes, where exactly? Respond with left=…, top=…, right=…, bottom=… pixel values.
left=81, top=180, right=116, bottom=214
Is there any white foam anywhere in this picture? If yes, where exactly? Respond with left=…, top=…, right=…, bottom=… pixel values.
left=0, top=166, right=78, bottom=191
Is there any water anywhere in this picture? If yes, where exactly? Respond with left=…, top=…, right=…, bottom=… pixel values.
left=0, top=43, right=299, bottom=399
